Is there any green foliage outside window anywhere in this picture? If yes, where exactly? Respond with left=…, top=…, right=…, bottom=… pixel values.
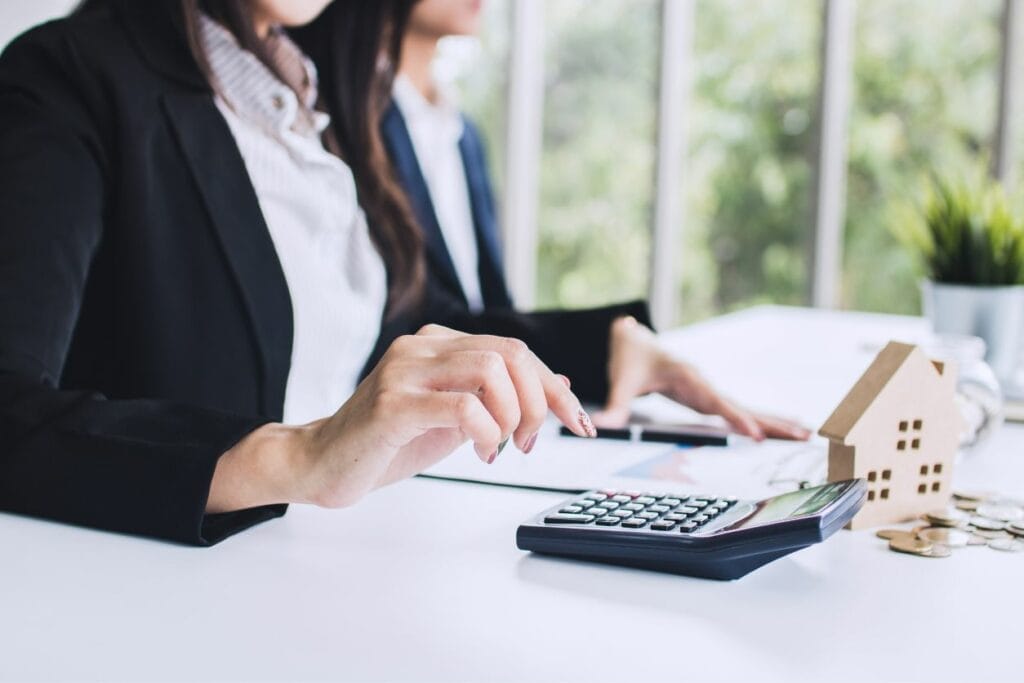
left=533, top=0, right=659, bottom=309
left=680, top=0, right=818, bottom=322
left=845, top=0, right=1000, bottom=313
left=455, top=0, right=1005, bottom=322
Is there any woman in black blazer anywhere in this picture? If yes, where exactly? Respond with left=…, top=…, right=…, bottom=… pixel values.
left=0, top=0, right=805, bottom=546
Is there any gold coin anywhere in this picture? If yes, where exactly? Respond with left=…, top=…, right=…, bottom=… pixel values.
left=917, top=527, right=971, bottom=548
left=954, top=499, right=980, bottom=512
left=889, top=536, right=933, bottom=556
left=876, top=529, right=915, bottom=541
left=967, top=534, right=989, bottom=546
left=1006, top=522, right=1024, bottom=537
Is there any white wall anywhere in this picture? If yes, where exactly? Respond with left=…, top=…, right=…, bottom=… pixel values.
left=0, top=0, right=77, bottom=51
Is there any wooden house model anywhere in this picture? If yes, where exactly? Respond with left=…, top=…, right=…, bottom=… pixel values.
left=819, top=341, right=963, bottom=530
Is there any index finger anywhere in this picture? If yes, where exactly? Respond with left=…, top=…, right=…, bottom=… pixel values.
left=446, top=334, right=598, bottom=439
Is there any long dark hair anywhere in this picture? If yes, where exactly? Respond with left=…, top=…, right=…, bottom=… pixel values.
left=288, top=3, right=423, bottom=314
left=75, top=0, right=424, bottom=314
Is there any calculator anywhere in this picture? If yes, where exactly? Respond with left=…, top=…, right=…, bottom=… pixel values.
left=516, top=479, right=866, bottom=580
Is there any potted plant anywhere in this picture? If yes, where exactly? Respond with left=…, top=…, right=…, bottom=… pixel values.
left=895, top=177, right=1024, bottom=387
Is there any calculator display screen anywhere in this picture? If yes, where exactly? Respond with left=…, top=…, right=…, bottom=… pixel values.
left=739, top=482, right=847, bottom=528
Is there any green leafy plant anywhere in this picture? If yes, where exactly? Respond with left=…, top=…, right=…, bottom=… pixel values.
left=894, top=177, right=1024, bottom=286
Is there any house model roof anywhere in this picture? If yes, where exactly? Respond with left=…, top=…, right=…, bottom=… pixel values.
left=819, top=341, right=947, bottom=443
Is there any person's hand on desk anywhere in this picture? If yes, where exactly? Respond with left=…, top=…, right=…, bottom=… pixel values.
left=593, top=316, right=811, bottom=442
left=206, top=325, right=597, bottom=513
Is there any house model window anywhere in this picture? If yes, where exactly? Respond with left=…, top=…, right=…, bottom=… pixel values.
left=818, top=341, right=964, bottom=530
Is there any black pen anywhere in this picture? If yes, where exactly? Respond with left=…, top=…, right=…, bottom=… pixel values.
left=558, top=423, right=730, bottom=447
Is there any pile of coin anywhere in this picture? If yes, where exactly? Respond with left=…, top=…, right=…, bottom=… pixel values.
left=876, top=491, right=1024, bottom=558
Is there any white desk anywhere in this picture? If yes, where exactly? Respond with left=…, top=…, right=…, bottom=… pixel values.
left=2, top=306, right=1022, bottom=682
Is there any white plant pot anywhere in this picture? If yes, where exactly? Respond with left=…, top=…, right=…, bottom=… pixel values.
left=921, top=280, right=1024, bottom=386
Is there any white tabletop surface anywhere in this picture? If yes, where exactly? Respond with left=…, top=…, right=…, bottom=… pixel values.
left=2, top=306, right=1022, bottom=683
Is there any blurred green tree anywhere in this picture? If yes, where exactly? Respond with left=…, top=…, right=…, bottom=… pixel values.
left=533, top=0, right=659, bottom=309
left=680, top=0, right=818, bottom=322
left=844, top=0, right=1000, bottom=313
left=453, top=0, right=1004, bottom=321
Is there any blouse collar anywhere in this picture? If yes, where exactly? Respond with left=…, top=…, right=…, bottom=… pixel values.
left=199, top=14, right=328, bottom=138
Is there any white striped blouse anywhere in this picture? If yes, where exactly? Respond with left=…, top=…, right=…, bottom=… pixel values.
left=199, top=15, right=388, bottom=425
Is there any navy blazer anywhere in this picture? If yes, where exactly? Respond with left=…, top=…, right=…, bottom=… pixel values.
left=381, top=102, right=513, bottom=310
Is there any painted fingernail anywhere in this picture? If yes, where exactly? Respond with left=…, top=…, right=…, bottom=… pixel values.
left=487, top=450, right=498, bottom=464
left=497, top=437, right=509, bottom=455
left=578, top=408, right=597, bottom=438
left=524, top=432, right=538, bottom=454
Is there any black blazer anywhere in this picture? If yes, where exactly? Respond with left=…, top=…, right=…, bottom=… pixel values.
left=381, top=103, right=513, bottom=310
left=0, top=0, right=650, bottom=546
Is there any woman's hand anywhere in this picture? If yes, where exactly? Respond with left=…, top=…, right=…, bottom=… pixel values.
left=208, top=325, right=596, bottom=513
left=593, top=316, right=810, bottom=442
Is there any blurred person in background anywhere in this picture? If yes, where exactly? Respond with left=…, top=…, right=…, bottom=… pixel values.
left=383, top=0, right=509, bottom=315
left=381, top=1, right=810, bottom=433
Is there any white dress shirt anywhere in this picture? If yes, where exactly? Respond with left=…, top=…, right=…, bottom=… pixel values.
left=392, top=75, right=484, bottom=312
left=200, top=16, right=388, bottom=425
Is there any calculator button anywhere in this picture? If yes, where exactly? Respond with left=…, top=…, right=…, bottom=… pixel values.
left=659, top=498, right=682, bottom=507
left=621, top=518, right=647, bottom=528
left=544, top=513, right=596, bottom=524
left=650, top=521, right=676, bottom=531
left=678, top=521, right=698, bottom=532
left=637, top=511, right=660, bottom=520
left=598, top=489, right=618, bottom=496
left=587, top=493, right=608, bottom=502
left=623, top=503, right=644, bottom=511
left=559, top=505, right=584, bottom=514
left=648, top=504, right=670, bottom=513
left=611, top=509, right=633, bottom=518
left=674, top=505, right=698, bottom=514
left=611, top=495, right=632, bottom=503
left=663, top=513, right=687, bottom=522
left=690, top=514, right=710, bottom=524
left=635, top=496, right=657, bottom=505
left=575, top=500, right=596, bottom=509
left=711, top=501, right=730, bottom=510
left=597, top=501, right=620, bottom=510
left=595, top=516, right=621, bottom=526
left=622, top=491, right=641, bottom=498
left=687, top=499, right=710, bottom=508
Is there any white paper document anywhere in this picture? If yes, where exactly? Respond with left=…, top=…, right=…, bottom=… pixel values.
left=423, top=420, right=828, bottom=500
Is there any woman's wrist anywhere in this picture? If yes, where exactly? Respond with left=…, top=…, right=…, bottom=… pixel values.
left=207, top=421, right=316, bottom=513
left=610, top=315, right=673, bottom=393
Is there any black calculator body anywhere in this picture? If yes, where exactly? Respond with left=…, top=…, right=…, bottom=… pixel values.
left=516, top=479, right=866, bottom=580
